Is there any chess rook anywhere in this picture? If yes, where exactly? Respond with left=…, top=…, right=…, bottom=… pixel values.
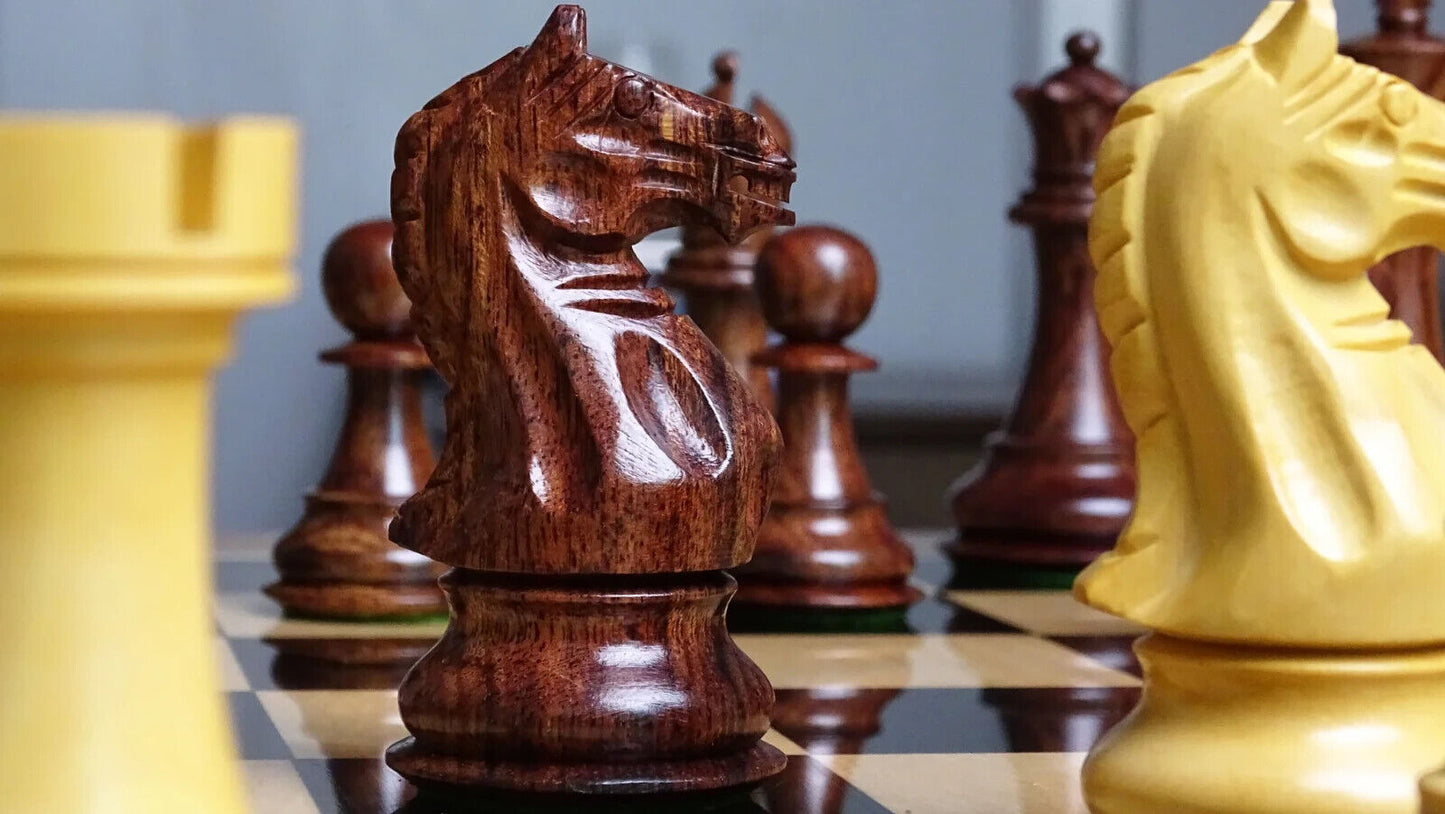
left=383, top=6, right=794, bottom=795
left=266, top=219, right=445, bottom=622
left=0, top=117, right=296, bottom=813
left=660, top=52, right=794, bottom=413
left=733, top=226, right=920, bottom=610
left=947, top=32, right=1135, bottom=582
left=1342, top=0, right=1445, bottom=362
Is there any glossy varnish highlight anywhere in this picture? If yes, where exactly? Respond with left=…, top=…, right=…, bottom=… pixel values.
left=267, top=220, right=445, bottom=621
left=947, top=32, right=1136, bottom=577
left=382, top=5, right=795, bottom=795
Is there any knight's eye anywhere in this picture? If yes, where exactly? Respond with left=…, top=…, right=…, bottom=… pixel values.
left=614, top=77, right=654, bottom=118
left=1382, top=83, right=1418, bottom=127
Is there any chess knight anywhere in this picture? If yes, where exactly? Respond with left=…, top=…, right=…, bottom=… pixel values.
left=1078, top=1, right=1445, bottom=811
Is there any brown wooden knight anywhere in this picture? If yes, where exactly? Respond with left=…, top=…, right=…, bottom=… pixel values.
left=384, top=5, right=795, bottom=796
left=660, top=52, right=793, bottom=413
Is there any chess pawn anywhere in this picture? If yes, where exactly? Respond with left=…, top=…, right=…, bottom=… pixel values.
left=266, top=220, right=445, bottom=620
left=660, top=52, right=793, bottom=413
left=946, top=32, right=1135, bottom=584
left=1342, top=0, right=1445, bottom=362
left=0, top=116, right=296, bottom=813
left=733, top=226, right=921, bottom=610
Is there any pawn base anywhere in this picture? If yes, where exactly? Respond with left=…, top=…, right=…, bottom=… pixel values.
left=730, top=578, right=921, bottom=611
left=264, top=580, right=446, bottom=621
left=1085, top=633, right=1445, bottom=814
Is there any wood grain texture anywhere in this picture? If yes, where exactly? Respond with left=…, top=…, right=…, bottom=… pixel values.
left=733, top=226, right=920, bottom=610
left=266, top=220, right=445, bottom=620
left=1342, top=0, right=1445, bottom=363
left=383, top=5, right=795, bottom=795
left=659, top=52, right=794, bottom=414
left=947, top=32, right=1136, bottom=575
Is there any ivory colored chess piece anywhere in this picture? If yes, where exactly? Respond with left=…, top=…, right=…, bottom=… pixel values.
left=1343, top=0, right=1445, bottom=362
left=660, top=53, right=793, bottom=412
left=1079, top=2, right=1445, bottom=811
left=732, top=226, right=920, bottom=610
left=384, top=6, right=793, bottom=795
left=0, top=116, right=296, bottom=812
left=266, top=220, right=446, bottom=621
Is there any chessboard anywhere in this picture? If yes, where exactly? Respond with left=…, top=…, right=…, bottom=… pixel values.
left=215, top=532, right=1144, bottom=814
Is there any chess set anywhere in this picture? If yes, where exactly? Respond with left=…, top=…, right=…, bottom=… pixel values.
left=8, top=1, right=1445, bottom=813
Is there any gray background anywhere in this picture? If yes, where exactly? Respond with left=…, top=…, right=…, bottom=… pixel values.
left=0, top=0, right=1380, bottom=531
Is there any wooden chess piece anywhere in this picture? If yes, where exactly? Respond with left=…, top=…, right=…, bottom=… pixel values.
left=659, top=53, right=793, bottom=413
left=732, top=226, right=920, bottom=610
left=1343, top=0, right=1445, bottom=363
left=266, top=220, right=445, bottom=620
left=946, top=32, right=1135, bottom=585
left=382, top=5, right=794, bottom=796
left=0, top=116, right=296, bottom=813
left=1425, top=765, right=1445, bottom=813
left=1078, top=3, right=1445, bottom=811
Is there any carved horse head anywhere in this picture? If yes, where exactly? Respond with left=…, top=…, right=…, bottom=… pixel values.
left=389, top=6, right=793, bottom=573
left=1079, top=0, right=1445, bottom=645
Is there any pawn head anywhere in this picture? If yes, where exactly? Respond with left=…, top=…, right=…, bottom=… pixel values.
left=756, top=225, right=877, bottom=343
left=321, top=219, right=413, bottom=339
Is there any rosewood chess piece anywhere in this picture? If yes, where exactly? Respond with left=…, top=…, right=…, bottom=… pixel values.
left=1343, top=0, right=1445, bottom=363
left=946, top=32, right=1135, bottom=586
left=660, top=52, right=793, bottom=412
left=0, top=116, right=296, bottom=813
left=732, top=226, right=920, bottom=611
left=266, top=220, right=445, bottom=621
left=383, top=5, right=795, bottom=796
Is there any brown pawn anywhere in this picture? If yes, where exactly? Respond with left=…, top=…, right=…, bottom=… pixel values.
left=733, top=226, right=920, bottom=610
left=946, top=32, right=1135, bottom=583
left=659, top=52, right=793, bottom=413
left=1342, top=0, right=1445, bottom=363
left=265, top=220, right=445, bottom=620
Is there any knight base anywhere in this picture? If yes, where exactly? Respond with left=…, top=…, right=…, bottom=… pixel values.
left=1084, top=634, right=1445, bottom=814
left=386, top=569, right=785, bottom=795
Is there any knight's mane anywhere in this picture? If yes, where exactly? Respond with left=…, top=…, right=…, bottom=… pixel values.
left=1090, top=45, right=1256, bottom=437
left=390, top=52, right=521, bottom=379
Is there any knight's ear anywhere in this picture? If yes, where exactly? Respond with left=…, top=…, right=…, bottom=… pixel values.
left=519, top=5, right=587, bottom=89
left=1249, top=0, right=1338, bottom=91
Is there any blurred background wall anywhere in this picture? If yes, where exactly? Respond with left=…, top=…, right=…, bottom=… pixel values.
left=0, top=0, right=1381, bottom=531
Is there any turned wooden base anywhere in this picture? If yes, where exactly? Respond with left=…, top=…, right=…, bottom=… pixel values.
left=945, top=531, right=1115, bottom=570
left=949, top=436, right=1133, bottom=573
left=389, top=740, right=784, bottom=796
left=387, top=569, right=783, bottom=795
left=733, top=502, right=921, bottom=610
left=1086, top=634, right=1445, bottom=814
left=731, top=578, right=921, bottom=610
left=264, top=581, right=445, bottom=620
left=268, top=495, right=446, bottom=620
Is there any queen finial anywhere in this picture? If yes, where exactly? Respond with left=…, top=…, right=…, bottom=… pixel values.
left=1066, top=30, right=1102, bottom=66
left=1380, top=0, right=1431, bottom=34
left=706, top=51, right=738, bottom=104
left=1011, top=30, right=1130, bottom=221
